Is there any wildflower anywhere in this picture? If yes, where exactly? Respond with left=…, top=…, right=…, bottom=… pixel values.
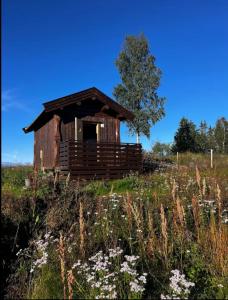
left=138, top=275, right=147, bottom=284
left=124, top=255, right=139, bottom=263
left=109, top=247, right=123, bottom=258
left=161, top=269, right=195, bottom=299
left=120, top=261, right=137, bottom=276
left=129, top=280, right=145, bottom=293
left=72, top=260, right=81, bottom=269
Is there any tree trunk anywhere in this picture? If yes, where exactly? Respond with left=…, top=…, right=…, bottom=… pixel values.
left=136, top=132, right=140, bottom=144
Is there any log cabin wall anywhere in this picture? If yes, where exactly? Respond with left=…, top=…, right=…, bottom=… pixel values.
left=34, top=116, right=57, bottom=170
left=59, top=101, right=120, bottom=143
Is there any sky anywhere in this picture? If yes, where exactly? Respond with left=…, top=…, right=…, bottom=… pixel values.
left=2, top=0, right=228, bottom=163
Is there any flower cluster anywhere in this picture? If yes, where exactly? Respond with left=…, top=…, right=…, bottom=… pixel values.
left=161, top=269, right=195, bottom=299
left=71, top=248, right=146, bottom=299
left=120, top=255, right=147, bottom=294
left=30, top=231, right=54, bottom=273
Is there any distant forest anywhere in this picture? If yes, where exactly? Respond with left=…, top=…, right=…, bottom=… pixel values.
left=152, top=117, right=228, bottom=156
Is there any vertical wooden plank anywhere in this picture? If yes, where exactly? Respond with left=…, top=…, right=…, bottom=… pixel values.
left=115, top=119, right=120, bottom=143
left=54, top=114, right=61, bottom=168
left=77, top=119, right=83, bottom=141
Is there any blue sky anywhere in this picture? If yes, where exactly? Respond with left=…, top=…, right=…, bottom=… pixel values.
left=2, top=0, right=228, bottom=163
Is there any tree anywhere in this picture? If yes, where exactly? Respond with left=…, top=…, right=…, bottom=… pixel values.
left=214, top=117, right=228, bottom=153
left=113, top=34, right=165, bottom=143
left=152, top=142, right=171, bottom=157
left=196, top=121, right=208, bottom=152
left=172, top=118, right=199, bottom=153
left=207, top=126, right=216, bottom=150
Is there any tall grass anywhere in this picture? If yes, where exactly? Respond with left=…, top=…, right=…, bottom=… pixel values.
left=2, top=153, right=228, bottom=299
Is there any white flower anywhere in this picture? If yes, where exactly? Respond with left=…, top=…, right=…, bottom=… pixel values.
left=162, top=269, right=195, bottom=299
left=72, top=260, right=81, bottom=269
left=124, top=255, right=139, bottom=263
left=120, top=261, right=137, bottom=276
left=109, top=247, right=123, bottom=258
left=129, top=280, right=145, bottom=293
left=138, top=275, right=147, bottom=284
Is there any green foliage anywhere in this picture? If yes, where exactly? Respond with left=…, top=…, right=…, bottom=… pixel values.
left=30, top=264, right=62, bottom=299
left=152, top=142, right=172, bottom=157
left=84, top=173, right=142, bottom=195
left=1, top=166, right=33, bottom=187
left=172, top=117, right=228, bottom=154
left=113, top=34, right=165, bottom=140
left=214, top=117, right=228, bottom=154
left=172, top=118, right=199, bottom=153
left=2, top=166, right=33, bottom=197
left=2, top=155, right=228, bottom=299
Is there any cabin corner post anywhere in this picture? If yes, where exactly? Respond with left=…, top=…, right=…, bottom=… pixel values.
left=54, top=114, right=61, bottom=169
left=33, top=132, right=38, bottom=172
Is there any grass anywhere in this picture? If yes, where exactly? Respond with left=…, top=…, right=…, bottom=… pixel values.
left=2, top=153, right=228, bottom=299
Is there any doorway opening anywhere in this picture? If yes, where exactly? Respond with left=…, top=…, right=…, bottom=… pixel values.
left=83, top=122, right=97, bottom=142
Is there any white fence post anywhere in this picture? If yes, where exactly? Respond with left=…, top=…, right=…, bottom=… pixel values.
left=210, top=149, right=213, bottom=169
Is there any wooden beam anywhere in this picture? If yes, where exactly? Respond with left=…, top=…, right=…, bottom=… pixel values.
left=116, top=113, right=124, bottom=119
left=101, top=104, right=110, bottom=112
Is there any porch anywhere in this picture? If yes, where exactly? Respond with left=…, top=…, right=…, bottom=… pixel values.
left=59, top=140, right=142, bottom=180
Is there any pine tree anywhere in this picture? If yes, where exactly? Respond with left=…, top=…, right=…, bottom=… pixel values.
left=172, top=118, right=198, bottom=153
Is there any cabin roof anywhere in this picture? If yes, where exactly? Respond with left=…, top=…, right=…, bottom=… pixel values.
left=23, top=87, right=134, bottom=133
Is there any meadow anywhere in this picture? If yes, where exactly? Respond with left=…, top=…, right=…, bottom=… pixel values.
left=2, top=153, right=228, bottom=299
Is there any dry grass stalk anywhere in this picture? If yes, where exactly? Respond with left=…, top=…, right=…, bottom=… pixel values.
left=130, top=202, right=144, bottom=249
left=67, top=270, right=75, bottom=300
left=216, top=184, right=222, bottom=231
left=131, top=203, right=142, bottom=231
left=208, top=211, right=228, bottom=275
left=160, top=204, right=168, bottom=263
left=191, top=196, right=201, bottom=242
left=209, top=209, right=217, bottom=249
left=58, top=232, right=67, bottom=300
left=202, top=178, right=206, bottom=197
left=65, top=172, right=70, bottom=187
left=96, top=196, right=102, bottom=217
left=176, top=197, right=186, bottom=228
left=195, top=165, right=201, bottom=194
left=146, top=212, right=154, bottom=257
left=79, top=201, right=85, bottom=258
left=215, top=184, right=227, bottom=274
left=172, top=206, right=179, bottom=234
left=110, top=184, right=114, bottom=195
left=124, top=192, right=132, bottom=231
left=171, top=179, right=177, bottom=201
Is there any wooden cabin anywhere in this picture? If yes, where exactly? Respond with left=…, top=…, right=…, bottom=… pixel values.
left=23, top=87, right=142, bottom=180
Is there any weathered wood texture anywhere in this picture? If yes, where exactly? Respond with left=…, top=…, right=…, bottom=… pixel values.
left=34, top=116, right=58, bottom=170
left=59, top=140, right=142, bottom=180
left=60, top=113, right=120, bottom=143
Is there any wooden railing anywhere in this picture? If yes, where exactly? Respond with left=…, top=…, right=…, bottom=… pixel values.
left=59, top=140, right=142, bottom=179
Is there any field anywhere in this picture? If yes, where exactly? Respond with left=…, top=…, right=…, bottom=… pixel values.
left=2, top=153, right=228, bottom=299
